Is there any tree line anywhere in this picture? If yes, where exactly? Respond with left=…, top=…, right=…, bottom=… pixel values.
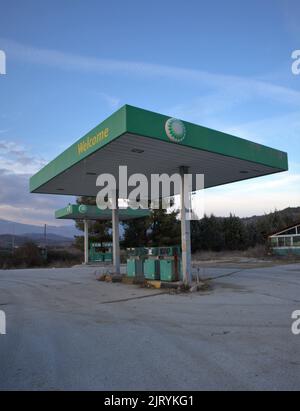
left=75, top=197, right=300, bottom=252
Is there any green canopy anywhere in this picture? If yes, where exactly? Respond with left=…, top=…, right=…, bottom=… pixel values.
left=55, top=204, right=150, bottom=221
left=31, top=104, right=288, bottom=284
left=30, top=105, right=288, bottom=197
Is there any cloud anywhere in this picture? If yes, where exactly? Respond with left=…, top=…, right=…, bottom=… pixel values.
left=0, top=140, right=47, bottom=174
left=0, top=169, right=75, bottom=225
left=0, top=140, right=75, bottom=225
left=203, top=189, right=300, bottom=218
left=216, top=172, right=300, bottom=194
left=170, top=171, right=300, bottom=219
left=2, top=38, right=300, bottom=107
left=195, top=172, right=300, bottom=217
left=97, top=92, right=121, bottom=109
left=222, top=110, right=300, bottom=143
left=0, top=39, right=299, bottom=222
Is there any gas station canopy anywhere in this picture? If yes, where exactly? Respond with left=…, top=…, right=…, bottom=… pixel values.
left=30, top=105, right=288, bottom=197
left=30, top=104, right=288, bottom=284
left=55, top=204, right=151, bottom=266
left=55, top=204, right=150, bottom=221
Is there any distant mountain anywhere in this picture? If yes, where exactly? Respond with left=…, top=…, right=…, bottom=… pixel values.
left=1, top=206, right=299, bottom=245
left=0, top=234, right=31, bottom=248
left=24, top=233, right=74, bottom=244
left=242, top=206, right=300, bottom=225
left=0, top=218, right=79, bottom=238
left=0, top=233, right=74, bottom=248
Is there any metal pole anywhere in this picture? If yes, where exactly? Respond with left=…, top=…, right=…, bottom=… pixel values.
left=179, top=166, right=192, bottom=286
left=44, top=223, right=47, bottom=260
left=44, top=223, right=47, bottom=248
left=11, top=223, right=15, bottom=254
left=112, top=190, right=120, bottom=274
left=84, top=219, right=89, bottom=264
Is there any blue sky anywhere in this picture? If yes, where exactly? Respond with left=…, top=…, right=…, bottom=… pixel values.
left=0, top=0, right=300, bottom=226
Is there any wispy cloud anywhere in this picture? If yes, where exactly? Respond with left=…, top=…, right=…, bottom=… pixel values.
left=0, top=38, right=299, bottom=221
left=0, top=140, right=46, bottom=174
left=223, top=110, right=300, bottom=141
left=229, top=173, right=300, bottom=193
left=173, top=171, right=300, bottom=218
left=0, top=168, right=75, bottom=225
left=97, top=92, right=121, bottom=109
left=2, top=38, right=300, bottom=107
left=199, top=172, right=300, bottom=217
left=203, top=189, right=300, bottom=217
left=0, top=140, right=74, bottom=225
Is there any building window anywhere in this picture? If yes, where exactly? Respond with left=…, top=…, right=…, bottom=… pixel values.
left=285, top=237, right=292, bottom=247
left=293, top=236, right=300, bottom=247
left=270, top=237, right=278, bottom=247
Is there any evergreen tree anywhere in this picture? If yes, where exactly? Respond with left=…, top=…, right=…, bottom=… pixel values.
left=244, top=221, right=258, bottom=248
left=74, top=196, right=111, bottom=251
left=121, top=217, right=149, bottom=248
left=122, top=199, right=181, bottom=248
left=191, top=214, right=224, bottom=251
left=222, top=213, right=246, bottom=250
left=148, top=208, right=181, bottom=246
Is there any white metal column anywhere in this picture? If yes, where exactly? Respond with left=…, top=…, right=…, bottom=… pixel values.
left=180, top=166, right=192, bottom=286
left=83, top=219, right=89, bottom=264
left=112, top=191, right=120, bottom=274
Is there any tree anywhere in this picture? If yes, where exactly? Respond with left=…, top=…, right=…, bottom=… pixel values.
left=14, top=242, right=44, bottom=267
left=122, top=198, right=181, bottom=248
left=74, top=196, right=111, bottom=251
left=148, top=208, right=181, bottom=246
left=121, top=217, right=149, bottom=248
left=244, top=221, right=258, bottom=248
left=191, top=214, right=224, bottom=252
left=222, top=213, right=247, bottom=250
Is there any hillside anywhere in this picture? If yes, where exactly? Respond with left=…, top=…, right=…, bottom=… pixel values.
left=242, top=206, right=300, bottom=225
left=0, top=233, right=74, bottom=248
left=0, top=218, right=79, bottom=238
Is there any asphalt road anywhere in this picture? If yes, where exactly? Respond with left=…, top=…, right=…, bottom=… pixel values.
left=0, top=263, right=300, bottom=390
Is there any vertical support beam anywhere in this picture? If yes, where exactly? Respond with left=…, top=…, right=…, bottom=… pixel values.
left=179, top=166, right=192, bottom=286
left=112, top=191, right=120, bottom=274
left=84, top=219, right=89, bottom=264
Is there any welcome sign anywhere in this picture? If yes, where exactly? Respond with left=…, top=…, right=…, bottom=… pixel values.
left=77, top=127, right=109, bottom=155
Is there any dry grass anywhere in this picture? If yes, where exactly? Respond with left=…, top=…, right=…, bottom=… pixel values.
left=191, top=245, right=300, bottom=268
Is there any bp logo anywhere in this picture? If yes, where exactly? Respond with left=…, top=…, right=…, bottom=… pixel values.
left=165, top=118, right=186, bottom=142
left=79, top=204, right=87, bottom=214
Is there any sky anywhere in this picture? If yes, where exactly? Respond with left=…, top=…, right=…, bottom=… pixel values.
left=0, top=0, right=300, bottom=229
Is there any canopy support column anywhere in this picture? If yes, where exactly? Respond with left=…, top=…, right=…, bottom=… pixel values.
left=179, top=166, right=192, bottom=286
left=83, top=219, right=89, bottom=264
left=112, top=191, right=120, bottom=274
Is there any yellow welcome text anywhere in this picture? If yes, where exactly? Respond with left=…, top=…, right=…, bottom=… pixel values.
left=77, top=127, right=109, bottom=155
